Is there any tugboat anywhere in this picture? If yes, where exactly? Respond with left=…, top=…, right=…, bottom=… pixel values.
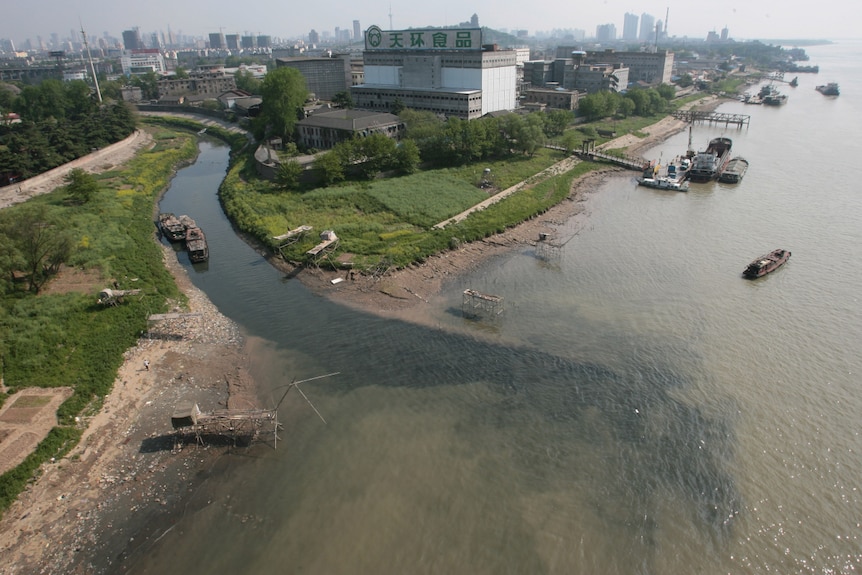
left=816, top=83, right=840, bottom=96
left=742, top=249, right=790, bottom=278
left=688, top=137, right=733, bottom=182
left=185, top=226, right=209, bottom=263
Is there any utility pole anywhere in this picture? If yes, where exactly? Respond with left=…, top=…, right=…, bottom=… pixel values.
left=80, top=22, right=102, bottom=103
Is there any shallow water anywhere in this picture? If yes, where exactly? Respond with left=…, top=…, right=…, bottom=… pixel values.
left=128, top=41, right=862, bottom=574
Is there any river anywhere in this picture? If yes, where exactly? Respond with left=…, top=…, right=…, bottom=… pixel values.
left=129, top=41, right=861, bottom=574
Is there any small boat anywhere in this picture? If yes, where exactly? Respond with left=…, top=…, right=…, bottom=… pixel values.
left=637, top=176, right=689, bottom=191
left=185, top=226, right=209, bottom=263
left=742, top=249, right=790, bottom=278
left=158, top=213, right=186, bottom=242
left=816, top=83, right=840, bottom=96
left=718, top=157, right=749, bottom=183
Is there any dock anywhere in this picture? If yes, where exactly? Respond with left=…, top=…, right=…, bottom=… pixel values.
left=670, top=110, right=750, bottom=128
left=573, top=140, right=645, bottom=171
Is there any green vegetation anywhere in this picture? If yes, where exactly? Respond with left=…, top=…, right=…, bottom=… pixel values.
left=0, top=126, right=199, bottom=517
left=0, top=427, right=82, bottom=513
left=220, top=141, right=589, bottom=269
left=252, top=67, right=308, bottom=142
left=0, top=80, right=137, bottom=182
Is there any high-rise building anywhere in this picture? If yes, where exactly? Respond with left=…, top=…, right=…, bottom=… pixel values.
left=596, top=23, right=616, bottom=43
left=353, top=20, right=361, bottom=42
left=639, top=13, right=656, bottom=42
left=226, top=34, right=240, bottom=51
left=623, top=13, right=639, bottom=41
left=241, top=36, right=256, bottom=49
left=209, top=32, right=226, bottom=50
left=256, top=35, right=271, bottom=48
left=309, top=29, right=319, bottom=45
left=122, top=28, right=142, bottom=50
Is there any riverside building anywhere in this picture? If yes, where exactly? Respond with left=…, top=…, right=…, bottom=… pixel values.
left=351, top=25, right=517, bottom=120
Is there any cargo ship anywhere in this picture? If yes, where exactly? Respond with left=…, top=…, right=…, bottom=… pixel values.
left=185, top=226, right=209, bottom=263
left=718, top=157, right=749, bottom=183
left=816, top=83, right=840, bottom=96
left=688, top=137, right=732, bottom=182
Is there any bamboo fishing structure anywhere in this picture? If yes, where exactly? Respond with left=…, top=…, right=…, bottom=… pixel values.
left=171, top=372, right=338, bottom=448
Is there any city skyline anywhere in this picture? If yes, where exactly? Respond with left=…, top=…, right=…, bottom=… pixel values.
left=2, top=0, right=858, bottom=47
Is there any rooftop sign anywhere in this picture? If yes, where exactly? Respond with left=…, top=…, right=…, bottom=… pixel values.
left=365, top=26, right=482, bottom=51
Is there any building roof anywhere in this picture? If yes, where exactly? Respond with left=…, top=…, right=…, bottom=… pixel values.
left=298, top=109, right=401, bottom=131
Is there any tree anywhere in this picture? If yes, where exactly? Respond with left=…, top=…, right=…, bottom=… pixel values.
left=253, top=67, right=308, bottom=141
left=314, top=150, right=344, bottom=186
left=391, top=97, right=405, bottom=115
left=275, top=160, right=303, bottom=190
left=129, top=71, right=159, bottom=101
left=0, top=205, right=74, bottom=293
left=393, top=140, right=420, bottom=174
left=656, top=83, right=676, bottom=100
left=234, top=70, right=261, bottom=94
left=560, top=131, right=578, bottom=155
left=64, top=168, right=99, bottom=204
left=542, top=109, right=572, bottom=137
left=617, top=98, right=636, bottom=118
left=331, top=91, right=354, bottom=109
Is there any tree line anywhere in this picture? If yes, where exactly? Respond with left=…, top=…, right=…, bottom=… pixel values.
left=0, top=80, right=136, bottom=184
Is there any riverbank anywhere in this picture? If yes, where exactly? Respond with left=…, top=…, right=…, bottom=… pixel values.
left=0, top=132, right=259, bottom=574
left=0, top=240, right=258, bottom=574
left=291, top=101, right=713, bottom=320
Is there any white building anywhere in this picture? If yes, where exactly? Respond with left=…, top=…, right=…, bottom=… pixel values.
left=120, top=49, right=167, bottom=76
left=352, top=26, right=517, bottom=120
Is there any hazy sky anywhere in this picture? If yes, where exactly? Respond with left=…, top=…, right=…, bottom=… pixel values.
left=2, top=0, right=857, bottom=45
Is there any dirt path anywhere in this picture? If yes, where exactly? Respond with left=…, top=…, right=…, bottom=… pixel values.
left=0, top=129, right=154, bottom=210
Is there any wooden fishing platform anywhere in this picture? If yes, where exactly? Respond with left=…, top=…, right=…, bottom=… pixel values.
left=274, top=225, right=312, bottom=245
left=274, top=225, right=313, bottom=258
left=670, top=110, right=750, bottom=127
left=306, top=230, right=339, bottom=263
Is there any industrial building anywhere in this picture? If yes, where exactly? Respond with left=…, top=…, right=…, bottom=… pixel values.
left=350, top=25, right=517, bottom=120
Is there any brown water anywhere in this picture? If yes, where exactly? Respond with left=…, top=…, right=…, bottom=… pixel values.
left=123, top=41, right=862, bottom=574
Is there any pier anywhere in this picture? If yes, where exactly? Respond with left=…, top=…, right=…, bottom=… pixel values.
left=573, top=140, right=646, bottom=171
left=670, top=110, right=750, bottom=127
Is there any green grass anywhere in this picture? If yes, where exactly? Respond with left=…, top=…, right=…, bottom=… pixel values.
left=220, top=143, right=602, bottom=269
left=0, top=124, right=198, bottom=518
